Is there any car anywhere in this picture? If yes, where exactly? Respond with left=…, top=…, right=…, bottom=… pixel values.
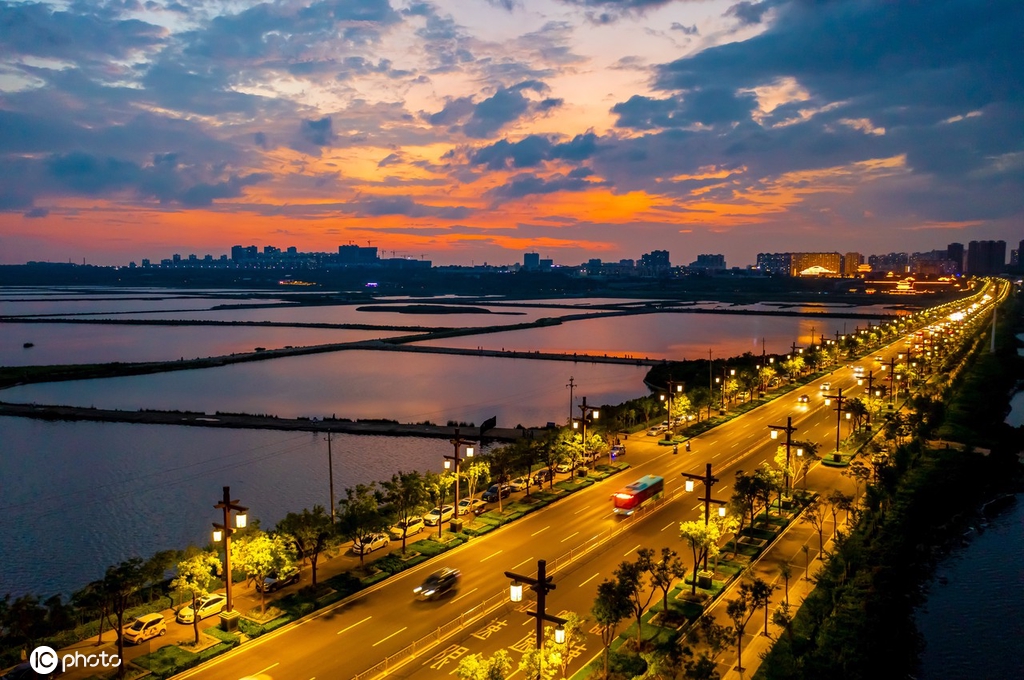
left=610, top=444, right=626, bottom=459
left=423, top=505, right=454, bottom=526
left=124, top=613, right=168, bottom=643
left=853, top=365, right=865, bottom=375
left=353, top=532, right=390, bottom=555
left=646, top=428, right=661, bottom=436
left=798, top=394, right=809, bottom=404
left=257, top=567, right=300, bottom=593
left=390, top=516, right=426, bottom=539
left=509, top=476, right=530, bottom=492
left=176, top=594, right=226, bottom=624
left=457, top=498, right=488, bottom=516
left=413, top=567, right=461, bottom=600
left=820, top=381, right=832, bottom=391
left=875, top=355, right=884, bottom=361
left=482, top=483, right=511, bottom=502
left=555, top=460, right=574, bottom=474
left=532, top=469, right=555, bottom=485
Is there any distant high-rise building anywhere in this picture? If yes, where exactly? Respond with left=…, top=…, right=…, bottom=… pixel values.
left=523, top=252, right=540, bottom=271
left=946, top=242, right=964, bottom=275
left=639, top=250, right=671, bottom=273
left=867, top=252, right=909, bottom=273
left=172, top=253, right=181, bottom=263
left=966, top=240, right=1006, bottom=275
left=337, top=245, right=378, bottom=263
left=790, top=252, right=842, bottom=277
left=690, top=254, right=726, bottom=270
left=1010, top=249, right=1019, bottom=268
left=287, top=246, right=298, bottom=255
left=141, top=258, right=151, bottom=267
left=756, top=253, right=791, bottom=275
left=842, top=252, right=863, bottom=276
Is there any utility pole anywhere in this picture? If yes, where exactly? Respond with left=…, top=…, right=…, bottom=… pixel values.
left=768, top=417, right=798, bottom=496
left=212, top=486, right=247, bottom=625
left=325, top=433, right=336, bottom=523
left=505, top=559, right=567, bottom=678
left=862, top=371, right=876, bottom=429
left=681, top=464, right=728, bottom=570
left=826, top=388, right=848, bottom=455
left=566, top=376, right=575, bottom=427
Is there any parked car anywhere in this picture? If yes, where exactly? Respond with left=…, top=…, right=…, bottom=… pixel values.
left=176, top=594, right=226, bottom=625
left=457, top=498, right=488, bottom=516
left=820, top=381, right=832, bottom=391
left=413, top=567, right=461, bottom=600
left=509, top=476, right=530, bottom=492
left=353, top=532, right=390, bottom=556
left=257, top=567, right=300, bottom=593
left=482, top=483, right=511, bottom=502
left=555, top=460, right=574, bottom=474
left=798, top=394, right=809, bottom=404
left=532, top=469, right=555, bottom=485
left=610, top=444, right=626, bottom=459
left=646, top=427, right=661, bottom=436
left=423, top=505, right=455, bottom=526
left=124, top=613, right=168, bottom=643
left=390, top=516, right=426, bottom=539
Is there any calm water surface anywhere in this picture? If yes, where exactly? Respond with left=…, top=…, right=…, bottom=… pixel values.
left=0, top=417, right=457, bottom=598
left=915, top=495, right=1024, bottom=679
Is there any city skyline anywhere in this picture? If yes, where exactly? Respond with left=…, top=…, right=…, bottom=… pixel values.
left=1, top=1, right=1022, bottom=268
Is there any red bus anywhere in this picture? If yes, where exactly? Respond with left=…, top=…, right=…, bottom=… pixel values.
left=613, top=475, right=664, bottom=515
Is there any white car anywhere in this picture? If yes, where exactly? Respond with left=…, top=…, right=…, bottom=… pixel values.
left=389, top=517, right=425, bottom=540
left=353, top=532, right=390, bottom=555
left=820, top=381, right=832, bottom=392
left=509, top=476, right=530, bottom=492
left=423, top=505, right=455, bottom=526
left=457, top=498, right=488, bottom=516
left=176, top=593, right=226, bottom=624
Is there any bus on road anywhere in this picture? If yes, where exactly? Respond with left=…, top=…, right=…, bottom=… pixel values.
left=613, top=475, right=664, bottom=516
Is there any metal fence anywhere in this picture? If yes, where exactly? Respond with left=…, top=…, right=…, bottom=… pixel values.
left=350, top=485, right=684, bottom=680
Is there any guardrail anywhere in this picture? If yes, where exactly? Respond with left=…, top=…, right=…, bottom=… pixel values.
left=350, top=485, right=685, bottom=680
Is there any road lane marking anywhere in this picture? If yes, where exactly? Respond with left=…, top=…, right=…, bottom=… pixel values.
left=451, top=587, right=479, bottom=604
left=251, top=663, right=279, bottom=676
left=480, top=550, right=503, bottom=563
left=660, top=521, right=674, bottom=532
left=511, top=556, right=534, bottom=570
left=561, top=531, right=580, bottom=543
left=373, top=626, right=408, bottom=647
left=531, top=526, right=550, bottom=537
left=338, top=615, right=372, bottom=634
left=574, top=505, right=591, bottom=515
left=578, top=573, right=600, bottom=588
left=623, top=544, right=640, bottom=557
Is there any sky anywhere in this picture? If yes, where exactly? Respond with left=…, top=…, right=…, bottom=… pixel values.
left=0, top=0, right=1021, bottom=267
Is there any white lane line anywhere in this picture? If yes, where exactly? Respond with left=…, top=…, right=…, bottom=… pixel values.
left=718, top=484, right=730, bottom=493
left=578, top=573, right=601, bottom=588
left=480, top=549, right=503, bottom=563
left=574, top=505, right=592, bottom=515
left=623, top=544, right=640, bottom=557
left=251, top=663, right=279, bottom=676
left=561, top=531, right=580, bottom=543
left=660, top=521, right=674, bottom=532
left=337, top=615, right=372, bottom=635
left=531, top=526, right=550, bottom=537
left=373, top=626, right=408, bottom=647
left=451, top=587, right=479, bottom=604
left=511, top=556, right=533, bottom=570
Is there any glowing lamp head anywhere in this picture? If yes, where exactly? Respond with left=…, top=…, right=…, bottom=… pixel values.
left=213, top=528, right=223, bottom=543
left=684, top=479, right=695, bottom=493
left=444, top=459, right=452, bottom=470
left=593, top=410, right=599, bottom=420
left=235, top=512, right=247, bottom=529
left=509, top=581, right=523, bottom=603
left=718, top=506, right=727, bottom=518
left=466, top=446, right=474, bottom=457
left=554, top=625, right=566, bottom=645
left=771, top=429, right=779, bottom=440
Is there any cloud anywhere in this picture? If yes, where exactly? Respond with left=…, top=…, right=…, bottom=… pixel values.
left=342, top=196, right=472, bottom=219
left=469, top=133, right=600, bottom=169
left=486, top=171, right=606, bottom=200
left=724, top=1, right=774, bottom=26
left=300, top=117, right=334, bottom=147
left=426, top=81, right=563, bottom=139
left=670, top=22, right=699, bottom=35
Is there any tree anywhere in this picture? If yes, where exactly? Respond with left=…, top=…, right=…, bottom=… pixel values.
left=555, top=429, right=584, bottom=475
left=592, top=579, right=631, bottom=679
left=737, top=369, right=758, bottom=402
left=755, top=464, right=783, bottom=525
left=845, top=398, right=868, bottom=431
left=538, top=433, right=562, bottom=489
left=1, top=594, right=48, bottom=655
left=614, top=548, right=657, bottom=645
left=759, top=365, right=777, bottom=392
left=170, top=551, right=221, bottom=645
left=381, top=471, right=427, bottom=553
left=778, top=561, right=792, bottom=608
left=670, top=393, right=693, bottom=422
left=276, top=505, right=333, bottom=586
left=485, top=445, right=515, bottom=513
left=103, top=558, right=145, bottom=678
left=455, top=649, right=513, bottom=680
left=518, top=643, right=560, bottom=680
left=793, top=440, right=820, bottom=489
left=773, top=446, right=801, bottom=498
left=551, top=612, right=586, bottom=678
left=801, top=497, right=829, bottom=558
left=71, top=581, right=111, bottom=645
left=827, top=489, right=854, bottom=535
left=725, top=581, right=760, bottom=672
left=231, top=532, right=293, bottom=614
left=513, top=438, right=540, bottom=494
left=337, top=482, right=390, bottom=559
left=141, top=550, right=180, bottom=604
left=649, top=546, right=686, bottom=617
left=732, top=470, right=760, bottom=534
left=843, top=460, right=870, bottom=499
left=679, top=521, right=720, bottom=594
left=749, top=577, right=774, bottom=637
left=464, top=459, right=490, bottom=499
left=689, top=387, right=713, bottom=421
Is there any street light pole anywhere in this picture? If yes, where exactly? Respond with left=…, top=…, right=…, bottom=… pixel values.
left=768, top=416, right=798, bottom=496
left=506, top=559, right=567, bottom=679
left=212, top=486, right=247, bottom=625
left=566, top=376, right=575, bottom=427
left=574, top=397, right=599, bottom=468
left=445, top=428, right=475, bottom=520
left=681, top=464, right=728, bottom=570
left=826, top=388, right=848, bottom=454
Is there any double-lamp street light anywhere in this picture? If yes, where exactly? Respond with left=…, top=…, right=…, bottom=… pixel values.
left=768, top=416, right=798, bottom=495
left=506, top=559, right=566, bottom=678
left=212, top=486, right=247, bottom=630
left=445, top=428, right=475, bottom=522
left=572, top=396, right=599, bottom=466
left=681, top=464, right=728, bottom=571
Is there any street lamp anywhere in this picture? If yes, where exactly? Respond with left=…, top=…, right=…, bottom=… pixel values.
left=445, top=428, right=475, bottom=521
left=831, top=387, right=848, bottom=458
left=662, top=382, right=683, bottom=436
left=768, top=417, right=798, bottom=496
left=212, top=486, right=247, bottom=630
left=505, top=559, right=566, bottom=678
left=575, top=396, right=600, bottom=467
left=681, top=464, right=728, bottom=570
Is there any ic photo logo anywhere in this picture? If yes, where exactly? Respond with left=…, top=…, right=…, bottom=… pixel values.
left=29, top=645, right=121, bottom=674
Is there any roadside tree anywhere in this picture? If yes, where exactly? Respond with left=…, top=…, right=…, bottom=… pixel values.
left=170, top=551, right=221, bottom=645
left=337, top=482, right=390, bottom=559
left=103, top=558, right=146, bottom=678
left=381, top=471, right=428, bottom=553
left=679, top=521, right=720, bottom=594
left=614, top=548, right=657, bottom=645
left=649, top=546, right=686, bottom=617
left=231, top=532, right=293, bottom=614
left=276, top=505, right=333, bottom=586
left=455, top=649, right=513, bottom=680
left=592, top=579, right=631, bottom=679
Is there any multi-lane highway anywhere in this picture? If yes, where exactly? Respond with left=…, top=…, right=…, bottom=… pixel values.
left=174, top=281, right=1002, bottom=680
